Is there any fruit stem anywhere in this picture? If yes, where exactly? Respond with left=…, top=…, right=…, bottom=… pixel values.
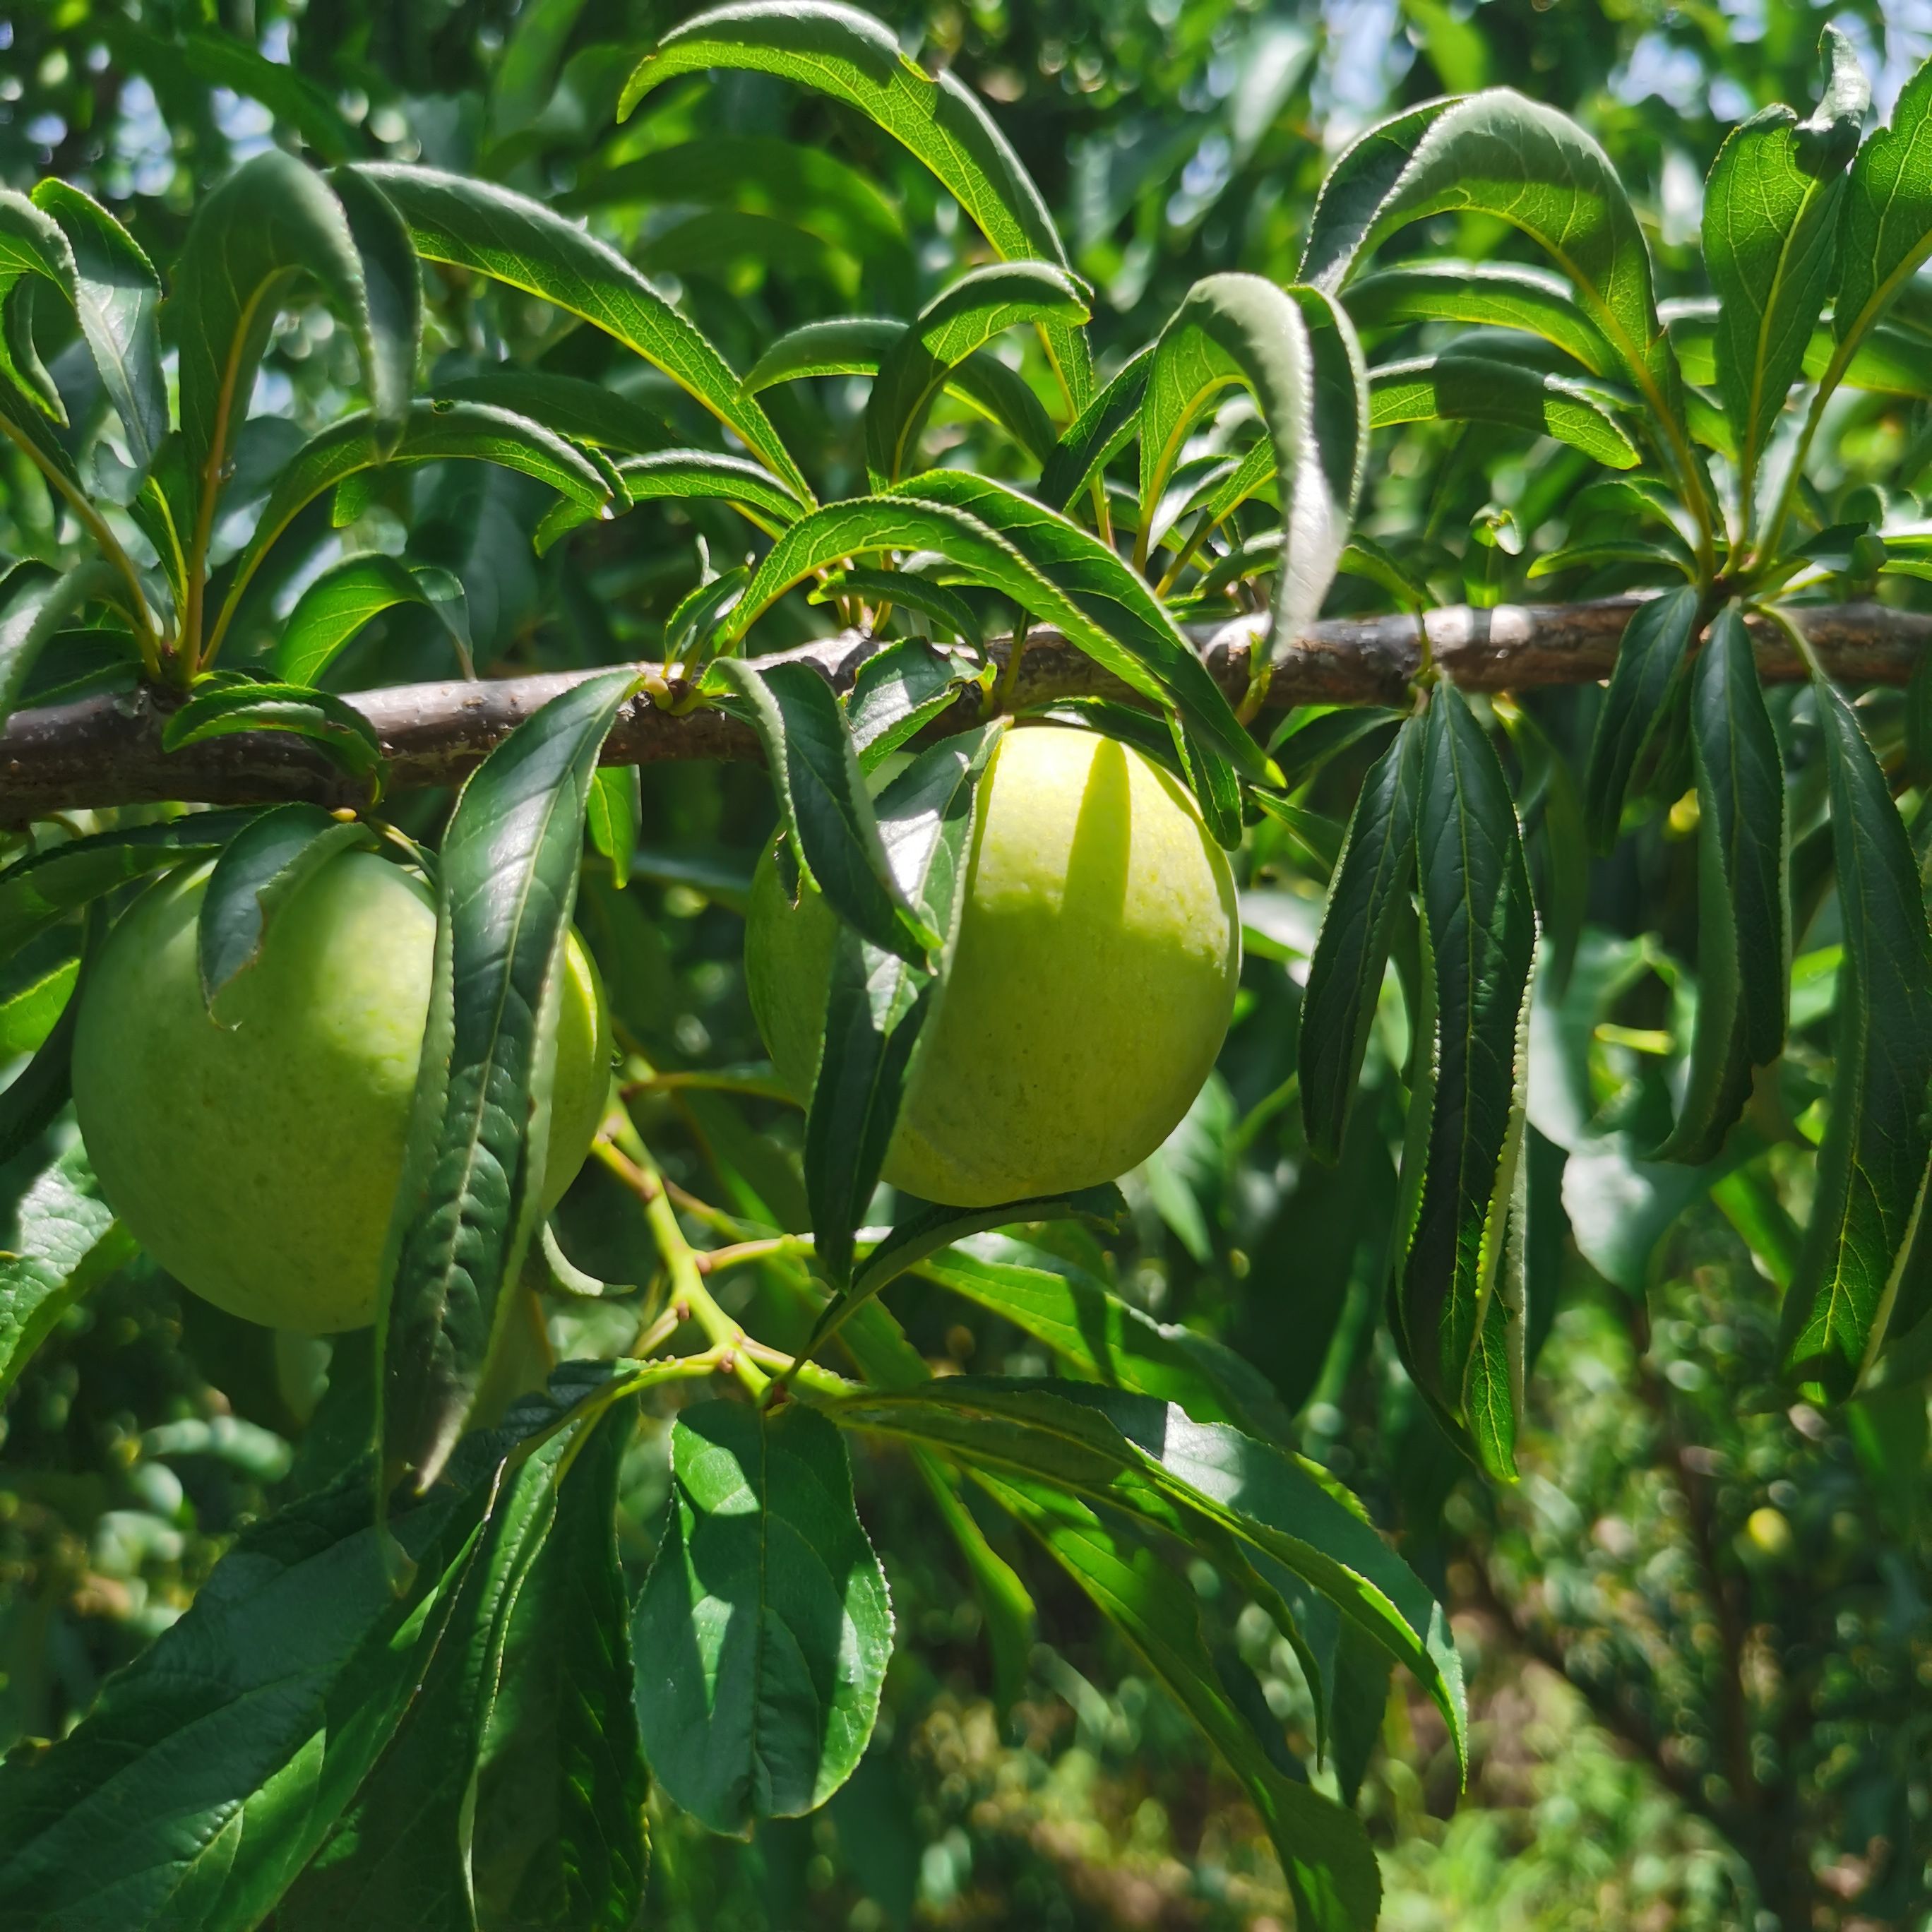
left=593, top=1124, right=770, bottom=1399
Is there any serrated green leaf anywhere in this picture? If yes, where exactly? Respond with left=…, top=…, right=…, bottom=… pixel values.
left=1396, top=682, right=1537, bottom=1448
left=1582, top=584, right=1702, bottom=852
left=276, top=552, right=473, bottom=686
left=1301, top=712, right=1423, bottom=1163
left=585, top=764, right=640, bottom=890
left=437, top=370, right=670, bottom=453
left=379, top=672, right=638, bottom=1493
left=357, top=162, right=811, bottom=503
left=536, top=447, right=805, bottom=554
left=621, top=0, right=1091, bottom=406
left=845, top=636, right=981, bottom=764
left=1038, top=345, right=1151, bottom=510
left=162, top=681, right=387, bottom=789
left=742, top=316, right=902, bottom=390
left=0, top=559, right=128, bottom=725
left=633, top=1399, right=892, bottom=1835
left=328, top=167, right=422, bottom=453
left=1830, top=52, right=1932, bottom=383
left=865, top=261, right=1087, bottom=486
left=1654, top=608, right=1787, bottom=1163
left=1704, top=30, right=1868, bottom=508
left=1342, top=259, right=1617, bottom=375
left=196, top=804, right=378, bottom=1013
left=30, top=181, right=165, bottom=473
left=0, top=188, right=76, bottom=424
left=1779, top=679, right=1932, bottom=1399
left=1368, top=353, right=1641, bottom=467
left=823, top=568, right=984, bottom=648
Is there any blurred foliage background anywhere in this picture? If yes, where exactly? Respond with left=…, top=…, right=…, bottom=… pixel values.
left=2, top=1, right=1931, bottom=1928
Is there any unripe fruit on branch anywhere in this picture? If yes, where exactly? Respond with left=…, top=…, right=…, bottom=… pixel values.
left=71, top=851, right=609, bottom=1334
left=746, top=724, right=1241, bottom=1208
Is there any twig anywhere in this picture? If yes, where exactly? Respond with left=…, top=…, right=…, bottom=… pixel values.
left=6, top=597, right=1930, bottom=816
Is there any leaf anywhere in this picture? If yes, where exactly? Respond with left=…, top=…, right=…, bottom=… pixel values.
left=1368, top=354, right=1641, bottom=467
left=0, top=189, right=76, bottom=422
left=1498, top=703, right=1588, bottom=993
left=0, top=811, right=258, bottom=967
left=379, top=670, right=638, bottom=1493
left=585, top=765, right=640, bottom=890
left=717, top=657, right=938, bottom=967
left=277, top=552, right=473, bottom=686
left=1300, top=712, right=1424, bottom=1162
left=833, top=1377, right=1465, bottom=1773
left=172, top=151, right=396, bottom=556
left=213, top=400, right=614, bottom=657
left=1779, top=679, right=1932, bottom=1399
left=894, top=470, right=1269, bottom=779
left=0, top=1364, right=624, bottom=1931
left=0, top=559, right=128, bottom=725
left=801, top=725, right=1006, bottom=1282
left=1300, top=90, right=1693, bottom=497
left=30, top=181, right=166, bottom=474
left=622, top=0, right=1092, bottom=405
left=824, top=568, right=984, bottom=648
left=0, top=1143, right=135, bottom=1400
left=536, top=448, right=806, bottom=554
left=865, top=261, right=1088, bottom=486
left=845, top=636, right=982, bottom=763
left=1582, top=584, right=1702, bottom=852
left=328, top=167, right=424, bottom=453
left=1831, top=53, right=1932, bottom=379
left=178, top=26, right=363, bottom=164
left=1395, top=682, right=1537, bottom=1463
left=805, top=1179, right=1123, bottom=1362
left=0, top=958, right=78, bottom=1060
left=1654, top=607, right=1787, bottom=1162
left=468, top=1401, right=648, bottom=1931
left=632, top=1399, right=892, bottom=1834
left=1342, top=260, right=1617, bottom=375
left=978, top=1471, right=1381, bottom=1931
left=914, top=1233, right=1294, bottom=1437
left=197, top=804, right=378, bottom=1013
left=437, top=370, right=670, bottom=454
left=162, top=680, right=387, bottom=790
left=742, top=316, right=902, bottom=390
left=1038, top=346, right=1152, bottom=510
left=1143, top=273, right=1365, bottom=654
left=1703, top=30, right=1868, bottom=503
left=355, top=163, right=812, bottom=503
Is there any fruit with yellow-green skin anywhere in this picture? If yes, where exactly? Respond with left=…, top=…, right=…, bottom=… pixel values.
left=71, top=849, right=610, bottom=1335
left=746, top=724, right=1241, bottom=1207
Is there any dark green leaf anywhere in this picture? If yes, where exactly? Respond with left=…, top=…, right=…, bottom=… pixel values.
left=537, top=448, right=805, bottom=553
left=1342, top=260, right=1617, bottom=374
left=1038, top=346, right=1151, bottom=510
left=585, top=765, right=640, bottom=891
left=823, top=568, right=984, bottom=648
left=1301, top=712, right=1424, bottom=1162
left=845, top=636, right=982, bottom=763
left=633, top=1399, right=891, bottom=1834
left=0, top=559, right=127, bottom=724
left=0, top=189, right=76, bottom=422
left=741, top=316, right=902, bottom=390
left=162, top=681, right=387, bottom=790
left=380, top=672, right=638, bottom=1492
left=277, top=553, right=473, bottom=686
left=1368, top=354, right=1640, bottom=467
left=1831, top=53, right=1932, bottom=378
left=1582, top=585, right=1701, bottom=852
left=328, top=167, right=422, bottom=455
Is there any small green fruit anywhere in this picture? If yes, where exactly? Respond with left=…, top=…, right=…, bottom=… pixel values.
left=745, top=724, right=1241, bottom=1207
left=71, top=850, right=610, bottom=1335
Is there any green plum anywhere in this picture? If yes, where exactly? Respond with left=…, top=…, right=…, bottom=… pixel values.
left=71, top=849, right=610, bottom=1334
left=746, top=722, right=1241, bottom=1207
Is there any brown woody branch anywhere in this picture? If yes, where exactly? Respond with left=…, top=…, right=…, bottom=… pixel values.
left=3, top=595, right=1927, bottom=818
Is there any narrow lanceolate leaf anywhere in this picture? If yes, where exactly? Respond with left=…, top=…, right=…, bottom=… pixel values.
left=1342, top=261, right=1618, bottom=375
left=865, top=261, right=1087, bottom=485
left=1779, top=680, right=1932, bottom=1400
left=1831, top=52, right=1932, bottom=377
left=355, top=163, right=811, bottom=502
left=0, top=1144, right=135, bottom=1399
left=0, top=1365, right=621, bottom=1931
left=622, top=0, right=1092, bottom=405
left=1039, top=346, right=1152, bottom=510
left=633, top=1400, right=892, bottom=1835
left=1703, top=30, right=1868, bottom=504
left=1368, top=354, right=1640, bottom=469
left=833, top=1378, right=1465, bottom=1775
left=277, top=553, right=472, bottom=686
left=829, top=570, right=984, bottom=648
left=328, top=167, right=421, bottom=453
left=0, top=559, right=126, bottom=724
left=1397, top=683, right=1537, bottom=1458
left=0, top=812, right=258, bottom=967
left=30, top=182, right=166, bottom=472
left=895, top=470, right=1269, bottom=780
left=537, top=448, right=806, bottom=553
left=172, top=151, right=390, bottom=539
left=585, top=765, right=640, bottom=890
left=1300, top=90, right=1691, bottom=488
left=0, top=929, right=88, bottom=1172
left=380, top=671, right=639, bottom=1493
left=162, top=681, right=387, bottom=790
left=198, top=804, right=378, bottom=1013
left=742, top=316, right=902, bottom=390
left=845, top=636, right=981, bottom=764
left=979, top=1472, right=1380, bottom=1932
left=1655, top=609, right=1787, bottom=1163
left=0, top=189, right=76, bottom=422
left=212, top=400, right=614, bottom=657
left=1582, top=584, right=1702, bottom=851
left=1143, top=274, right=1366, bottom=653
left=1301, top=712, right=1424, bottom=1162
left=469, top=1401, right=648, bottom=1932
left=720, top=658, right=938, bottom=967
left=804, top=724, right=1005, bottom=1282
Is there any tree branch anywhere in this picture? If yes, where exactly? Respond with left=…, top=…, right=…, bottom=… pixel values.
left=4, top=595, right=1927, bottom=817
